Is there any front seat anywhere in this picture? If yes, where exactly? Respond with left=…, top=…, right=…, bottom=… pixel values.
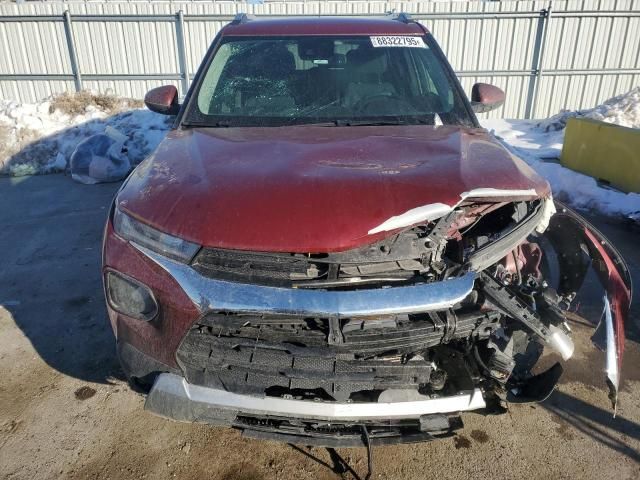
left=344, top=48, right=397, bottom=109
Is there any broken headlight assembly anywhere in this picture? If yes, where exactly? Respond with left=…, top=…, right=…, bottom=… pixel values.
left=113, top=207, right=200, bottom=263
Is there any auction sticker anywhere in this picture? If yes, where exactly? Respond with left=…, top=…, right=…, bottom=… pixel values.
left=370, top=36, right=426, bottom=48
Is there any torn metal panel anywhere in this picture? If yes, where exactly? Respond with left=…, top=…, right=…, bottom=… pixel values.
left=368, top=188, right=541, bottom=235
left=460, top=188, right=538, bottom=199
left=367, top=203, right=452, bottom=234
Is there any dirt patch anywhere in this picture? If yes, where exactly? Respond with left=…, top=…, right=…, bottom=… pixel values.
left=49, top=91, right=143, bottom=116
left=0, top=359, right=59, bottom=420
left=453, top=435, right=471, bottom=449
left=220, top=464, right=264, bottom=480
left=1, top=419, right=22, bottom=434
left=547, top=412, right=578, bottom=441
left=470, top=429, right=490, bottom=443
left=555, top=422, right=576, bottom=441
left=74, top=386, right=96, bottom=400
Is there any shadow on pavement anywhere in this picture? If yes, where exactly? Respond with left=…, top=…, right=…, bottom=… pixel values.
left=543, top=390, right=640, bottom=463
left=288, top=444, right=365, bottom=480
left=1, top=109, right=170, bottom=385
left=0, top=173, right=123, bottom=384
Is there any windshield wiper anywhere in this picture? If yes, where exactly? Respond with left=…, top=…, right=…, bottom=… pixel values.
left=290, top=121, right=341, bottom=127
left=180, top=118, right=436, bottom=128
left=335, top=120, right=403, bottom=127
left=286, top=120, right=408, bottom=127
left=334, top=118, right=433, bottom=127
left=182, top=121, right=231, bottom=128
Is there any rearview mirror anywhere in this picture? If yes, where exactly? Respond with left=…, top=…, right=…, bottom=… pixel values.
left=144, top=85, right=180, bottom=115
left=470, top=83, right=505, bottom=113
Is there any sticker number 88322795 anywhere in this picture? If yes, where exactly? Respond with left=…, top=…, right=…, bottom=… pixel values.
left=370, top=36, right=426, bottom=48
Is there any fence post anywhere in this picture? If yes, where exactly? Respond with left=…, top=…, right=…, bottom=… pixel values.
left=524, top=3, right=552, bottom=119
left=175, top=10, right=189, bottom=95
left=63, top=10, right=83, bottom=92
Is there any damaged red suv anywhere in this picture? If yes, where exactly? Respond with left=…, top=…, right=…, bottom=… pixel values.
left=103, top=14, right=631, bottom=446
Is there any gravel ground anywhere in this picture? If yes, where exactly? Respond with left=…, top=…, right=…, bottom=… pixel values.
left=0, top=174, right=639, bottom=480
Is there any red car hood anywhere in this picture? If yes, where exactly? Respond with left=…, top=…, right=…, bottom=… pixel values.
left=117, top=125, right=550, bottom=252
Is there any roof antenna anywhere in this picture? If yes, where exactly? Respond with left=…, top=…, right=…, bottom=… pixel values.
left=231, top=13, right=254, bottom=25
left=387, top=11, right=415, bottom=24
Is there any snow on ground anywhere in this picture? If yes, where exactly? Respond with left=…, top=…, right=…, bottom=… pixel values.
left=536, top=87, right=640, bottom=132
left=1, top=88, right=639, bottom=218
left=482, top=87, right=640, bottom=218
left=0, top=93, right=171, bottom=177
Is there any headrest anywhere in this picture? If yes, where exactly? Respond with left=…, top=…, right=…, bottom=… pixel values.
left=261, top=45, right=296, bottom=78
left=346, top=48, right=388, bottom=75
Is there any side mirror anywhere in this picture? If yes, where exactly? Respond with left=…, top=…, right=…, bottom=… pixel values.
left=470, top=83, right=505, bottom=113
left=144, top=85, right=180, bottom=115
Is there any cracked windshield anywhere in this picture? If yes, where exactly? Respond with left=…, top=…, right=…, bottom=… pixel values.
left=188, top=35, right=474, bottom=127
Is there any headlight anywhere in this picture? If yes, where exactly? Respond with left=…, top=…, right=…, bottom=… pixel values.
left=113, top=207, right=200, bottom=263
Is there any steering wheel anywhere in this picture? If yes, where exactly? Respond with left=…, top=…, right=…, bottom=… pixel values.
left=353, top=93, right=414, bottom=114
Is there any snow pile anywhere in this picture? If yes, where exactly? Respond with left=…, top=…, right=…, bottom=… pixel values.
left=537, top=86, right=640, bottom=132
left=483, top=87, right=640, bottom=218
left=0, top=92, right=172, bottom=177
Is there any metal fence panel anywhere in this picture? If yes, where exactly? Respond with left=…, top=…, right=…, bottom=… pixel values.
left=0, top=0, right=639, bottom=119
left=532, top=0, right=640, bottom=117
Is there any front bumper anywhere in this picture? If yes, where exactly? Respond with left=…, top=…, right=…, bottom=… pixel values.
left=144, top=373, right=485, bottom=446
left=147, top=373, right=486, bottom=421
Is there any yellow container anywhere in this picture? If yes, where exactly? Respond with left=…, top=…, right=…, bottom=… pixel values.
left=560, top=117, right=640, bottom=193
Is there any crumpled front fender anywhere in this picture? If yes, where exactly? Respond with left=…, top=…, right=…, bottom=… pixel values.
left=545, top=201, right=632, bottom=410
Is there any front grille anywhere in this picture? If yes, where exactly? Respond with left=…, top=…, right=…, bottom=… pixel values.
left=190, top=225, right=434, bottom=288
left=176, top=311, right=498, bottom=402
left=235, top=414, right=463, bottom=447
left=191, top=248, right=318, bottom=286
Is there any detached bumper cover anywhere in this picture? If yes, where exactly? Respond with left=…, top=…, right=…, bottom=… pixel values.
left=145, top=373, right=486, bottom=423
left=548, top=203, right=632, bottom=409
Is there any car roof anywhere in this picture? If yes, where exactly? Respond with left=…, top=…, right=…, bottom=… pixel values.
left=220, top=15, right=427, bottom=37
